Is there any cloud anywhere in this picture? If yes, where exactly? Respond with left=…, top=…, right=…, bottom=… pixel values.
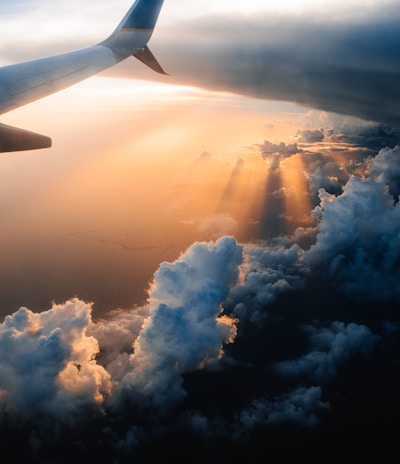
left=261, top=140, right=302, bottom=157
left=293, top=116, right=400, bottom=202
left=300, top=111, right=400, bottom=147
left=114, top=236, right=242, bottom=409
left=306, top=176, right=400, bottom=300
left=5, top=203, right=387, bottom=455
left=228, top=242, right=305, bottom=323
left=275, top=321, right=380, bottom=383
left=239, top=386, right=329, bottom=429
left=305, top=160, right=349, bottom=203
left=88, top=306, right=149, bottom=381
left=0, top=300, right=111, bottom=425
left=368, top=145, right=400, bottom=200
left=186, top=385, right=329, bottom=440
left=259, top=140, right=303, bottom=170
left=296, top=129, right=325, bottom=143
left=0, top=236, right=243, bottom=456
left=135, top=4, right=400, bottom=126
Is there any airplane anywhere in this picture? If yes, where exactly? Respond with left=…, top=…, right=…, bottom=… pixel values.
left=0, top=0, right=167, bottom=153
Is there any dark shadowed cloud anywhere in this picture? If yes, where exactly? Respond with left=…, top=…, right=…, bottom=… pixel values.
left=126, top=4, right=400, bottom=126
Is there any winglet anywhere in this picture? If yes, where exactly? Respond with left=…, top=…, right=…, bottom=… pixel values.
left=101, top=0, right=166, bottom=72
left=133, top=46, right=169, bottom=75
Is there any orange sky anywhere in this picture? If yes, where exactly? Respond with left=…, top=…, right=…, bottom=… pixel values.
left=0, top=77, right=310, bottom=315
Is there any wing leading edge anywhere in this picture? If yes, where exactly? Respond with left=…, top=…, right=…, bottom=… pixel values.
left=0, top=0, right=166, bottom=152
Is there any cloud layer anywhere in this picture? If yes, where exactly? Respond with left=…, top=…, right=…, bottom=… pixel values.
left=0, top=236, right=244, bottom=458
left=125, top=2, right=400, bottom=126
left=1, top=116, right=400, bottom=461
left=2, top=1, right=400, bottom=126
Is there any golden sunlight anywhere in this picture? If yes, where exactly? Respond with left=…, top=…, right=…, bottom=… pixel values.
left=280, top=154, right=313, bottom=234
left=0, top=76, right=307, bottom=311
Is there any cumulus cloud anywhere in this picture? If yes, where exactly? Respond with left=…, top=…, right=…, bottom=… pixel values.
left=89, top=306, right=149, bottom=381
left=115, top=236, right=242, bottom=408
left=275, top=321, right=380, bottom=383
left=222, top=120, right=400, bottom=326
left=187, top=385, right=329, bottom=440
left=0, top=236, right=243, bottom=436
left=238, top=386, right=329, bottom=429
left=292, top=117, right=400, bottom=203
left=306, top=176, right=400, bottom=300
left=0, top=300, right=111, bottom=424
left=305, top=160, right=348, bottom=203
left=368, top=145, right=400, bottom=200
left=228, top=242, right=305, bottom=323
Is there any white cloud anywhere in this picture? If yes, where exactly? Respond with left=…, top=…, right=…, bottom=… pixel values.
left=0, top=236, right=243, bottom=424
left=116, top=236, right=242, bottom=408
left=0, top=300, right=111, bottom=423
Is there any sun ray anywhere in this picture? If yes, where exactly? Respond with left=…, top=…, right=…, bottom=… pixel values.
left=215, top=157, right=256, bottom=240
left=280, top=153, right=314, bottom=234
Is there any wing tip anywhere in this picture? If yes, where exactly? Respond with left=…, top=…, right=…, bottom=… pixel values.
left=133, top=46, right=169, bottom=75
left=0, top=123, right=52, bottom=153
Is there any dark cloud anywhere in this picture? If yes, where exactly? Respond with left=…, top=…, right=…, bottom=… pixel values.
left=368, top=145, right=400, bottom=199
left=306, top=176, right=400, bottom=300
left=261, top=140, right=302, bottom=157
left=275, top=321, right=380, bottom=383
left=136, top=5, right=400, bottom=126
left=244, top=386, right=329, bottom=428
left=306, top=159, right=349, bottom=201
left=259, top=140, right=303, bottom=170
left=228, top=242, right=305, bottom=323
left=298, top=123, right=400, bottom=150
left=296, top=129, right=325, bottom=143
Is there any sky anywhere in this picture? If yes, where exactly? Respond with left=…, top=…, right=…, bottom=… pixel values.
left=1, top=0, right=400, bottom=462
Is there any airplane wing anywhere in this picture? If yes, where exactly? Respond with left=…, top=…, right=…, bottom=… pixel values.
left=0, top=0, right=166, bottom=152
